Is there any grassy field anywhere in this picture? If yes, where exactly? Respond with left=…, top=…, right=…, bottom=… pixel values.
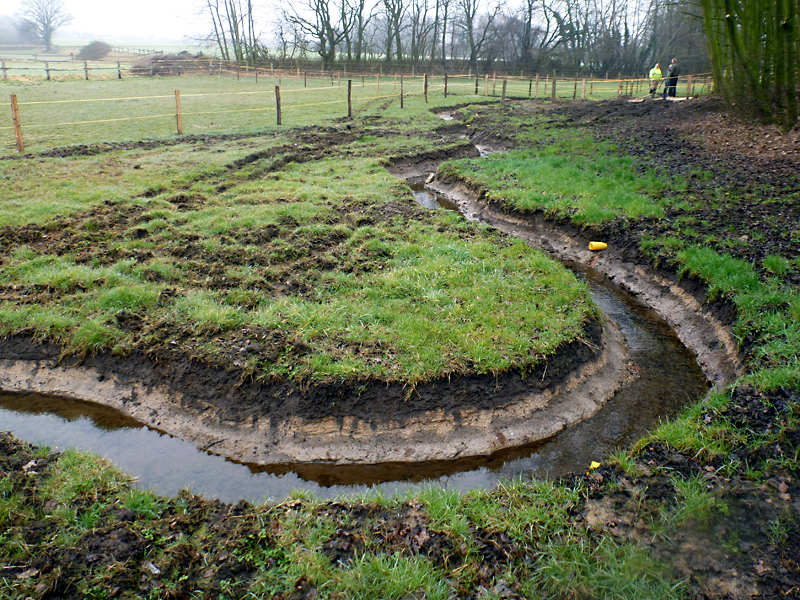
left=0, top=78, right=596, bottom=385
left=0, top=75, right=475, bottom=154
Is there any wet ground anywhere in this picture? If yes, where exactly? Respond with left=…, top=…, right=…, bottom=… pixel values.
left=1, top=265, right=707, bottom=501
left=1, top=95, right=799, bottom=598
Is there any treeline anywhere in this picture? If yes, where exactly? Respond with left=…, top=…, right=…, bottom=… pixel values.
left=701, top=0, right=800, bottom=128
left=199, top=0, right=710, bottom=75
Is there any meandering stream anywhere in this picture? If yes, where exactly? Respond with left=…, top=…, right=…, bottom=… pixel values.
left=0, top=211, right=708, bottom=503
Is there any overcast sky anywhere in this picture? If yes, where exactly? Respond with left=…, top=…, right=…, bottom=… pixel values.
left=5, top=0, right=210, bottom=43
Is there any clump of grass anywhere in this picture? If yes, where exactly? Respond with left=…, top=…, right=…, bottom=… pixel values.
left=662, top=473, right=729, bottom=529
left=334, top=554, right=451, bottom=600
left=438, top=126, right=671, bottom=225
left=531, top=536, right=686, bottom=600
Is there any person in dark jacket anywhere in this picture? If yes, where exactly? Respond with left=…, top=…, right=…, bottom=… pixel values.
left=662, top=58, right=680, bottom=99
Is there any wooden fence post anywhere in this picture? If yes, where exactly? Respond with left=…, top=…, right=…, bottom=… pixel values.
left=581, top=79, right=586, bottom=100
left=424, top=73, right=428, bottom=103
left=117, top=61, right=122, bottom=79
left=444, top=73, right=448, bottom=98
left=686, top=75, right=693, bottom=99
left=535, top=74, right=539, bottom=99
left=2, top=61, right=7, bottom=81
left=400, top=75, right=404, bottom=108
left=544, top=74, right=548, bottom=96
left=84, top=61, right=89, bottom=80
left=501, top=79, right=506, bottom=102
left=529, top=76, right=532, bottom=97
left=304, top=71, right=307, bottom=87
left=492, top=72, right=496, bottom=95
left=573, top=79, right=577, bottom=99
left=175, top=90, right=183, bottom=135
left=475, top=76, right=479, bottom=94
left=10, top=94, right=23, bottom=153
left=275, top=86, right=281, bottom=125
left=551, top=77, right=556, bottom=101
left=348, top=79, right=352, bottom=118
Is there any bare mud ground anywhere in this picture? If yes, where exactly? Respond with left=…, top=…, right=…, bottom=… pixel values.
left=1, top=96, right=799, bottom=598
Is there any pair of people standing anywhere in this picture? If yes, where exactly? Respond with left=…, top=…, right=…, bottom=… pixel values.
left=649, top=58, right=680, bottom=98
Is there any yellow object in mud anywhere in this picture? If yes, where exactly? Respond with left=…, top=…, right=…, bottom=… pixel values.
left=589, top=241, right=607, bottom=251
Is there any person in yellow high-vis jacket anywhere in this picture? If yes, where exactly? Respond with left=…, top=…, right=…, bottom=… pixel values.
left=648, top=63, right=662, bottom=97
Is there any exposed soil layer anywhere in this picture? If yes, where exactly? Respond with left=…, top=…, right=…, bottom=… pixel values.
left=0, top=314, right=631, bottom=465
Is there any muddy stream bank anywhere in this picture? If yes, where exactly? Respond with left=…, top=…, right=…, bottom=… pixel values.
left=0, top=148, right=722, bottom=503
left=0, top=268, right=707, bottom=502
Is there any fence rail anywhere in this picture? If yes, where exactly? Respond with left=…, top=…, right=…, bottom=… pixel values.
left=1, top=69, right=713, bottom=154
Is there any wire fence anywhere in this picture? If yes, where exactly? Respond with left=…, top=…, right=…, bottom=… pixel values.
left=1, top=68, right=713, bottom=155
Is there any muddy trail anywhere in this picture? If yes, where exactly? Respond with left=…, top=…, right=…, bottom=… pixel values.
left=1, top=95, right=799, bottom=599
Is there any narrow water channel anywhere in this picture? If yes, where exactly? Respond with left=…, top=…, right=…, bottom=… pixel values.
left=0, top=181, right=709, bottom=504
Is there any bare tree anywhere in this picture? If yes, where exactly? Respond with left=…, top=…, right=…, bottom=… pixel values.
left=382, top=0, right=407, bottom=62
left=456, top=0, right=502, bottom=72
left=284, top=0, right=352, bottom=70
left=202, top=0, right=266, bottom=65
left=342, top=0, right=377, bottom=62
left=514, top=0, right=560, bottom=72
left=407, top=0, right=435, bottom=62
left=15, top=0, right=72, bottom=52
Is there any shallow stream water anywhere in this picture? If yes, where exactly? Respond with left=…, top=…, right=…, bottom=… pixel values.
left=0, top=177, right=709, bottom=504
left=0, top=272, right=707, bottom=503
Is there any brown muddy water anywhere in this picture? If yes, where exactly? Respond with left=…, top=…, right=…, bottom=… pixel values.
left=0, top=264, right=708, bottom=503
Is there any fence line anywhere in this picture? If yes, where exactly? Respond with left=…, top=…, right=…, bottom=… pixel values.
left=1, top=55, right=712, bottom=83
left=2, top=71, right=712, bottom=153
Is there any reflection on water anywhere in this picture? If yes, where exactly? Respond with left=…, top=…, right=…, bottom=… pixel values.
left=0, top=259, right=708, bottom=504
left=408, top=176, right=460, bottom=211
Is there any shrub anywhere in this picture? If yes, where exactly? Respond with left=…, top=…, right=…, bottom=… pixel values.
left=77, top=41, right=112, bottom=61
